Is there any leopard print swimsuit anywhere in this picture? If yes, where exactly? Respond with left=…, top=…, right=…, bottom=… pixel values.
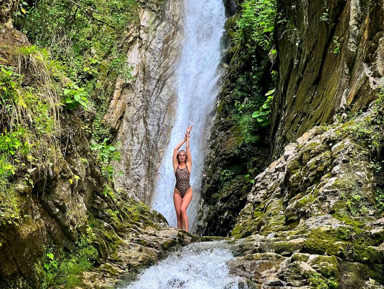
left=175, top=166, right=191, bottom=198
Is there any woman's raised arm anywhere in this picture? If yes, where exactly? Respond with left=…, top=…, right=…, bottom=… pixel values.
left=173, top=137, right=186, bottom=171
left=186, top=126, right=192, bottom=169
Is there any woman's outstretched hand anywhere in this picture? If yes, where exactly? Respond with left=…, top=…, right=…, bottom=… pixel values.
left=186, top=126, right=193, bottom=136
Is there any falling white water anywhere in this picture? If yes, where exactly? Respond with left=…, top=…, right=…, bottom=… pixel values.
left=120, top=242, right=244, bottom=289
left=151, top=0, right=226, bottom=229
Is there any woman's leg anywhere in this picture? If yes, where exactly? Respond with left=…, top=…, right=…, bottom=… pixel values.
left=173, top=189, right=182, bottom=229
left=180, top=188, right=193, bottom=232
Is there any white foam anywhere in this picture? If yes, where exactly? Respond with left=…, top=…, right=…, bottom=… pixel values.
left=120, top=242, right=244, bottom=289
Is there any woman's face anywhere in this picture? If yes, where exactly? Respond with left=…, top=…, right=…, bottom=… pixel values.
left=178, top=152, right=186, bottom=162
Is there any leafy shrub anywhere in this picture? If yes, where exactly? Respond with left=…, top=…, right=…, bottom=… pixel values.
left=63, top=84, right=88, bottom=110
left=236, top=0, right=277, bottom=50
left=17, top=0, right=137, bottom=99
left=91, top=138, right=121, bottom=179
left=0, top=47, right=64, bottom=193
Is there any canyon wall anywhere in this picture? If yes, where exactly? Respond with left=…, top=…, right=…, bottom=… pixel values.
left=104, top=0, right=183, bottom=203
left=270, top=0, right=384, bottom=157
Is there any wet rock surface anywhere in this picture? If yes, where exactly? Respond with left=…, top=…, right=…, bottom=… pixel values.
left=228, top=104, right=384, bottom=288
left=103, top=0, right=183, bottom=203
left=0, top=2, right=194, bottom=285
left=270, top=0, right=384, bottom=157
left=0, top=115, right=196, bottom=288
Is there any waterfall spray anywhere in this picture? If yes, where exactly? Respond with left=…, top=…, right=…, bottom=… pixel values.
left=151, top=0, right=226, bottom=230
left=120, top=242, right=242, bottom=289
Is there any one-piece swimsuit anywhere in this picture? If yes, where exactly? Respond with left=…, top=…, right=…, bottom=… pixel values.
left=175, top=166, right=191, bottom=198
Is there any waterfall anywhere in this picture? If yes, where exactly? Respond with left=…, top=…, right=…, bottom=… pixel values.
left=119, top=242, right=243, bottom=289
left=151, top=0, right=226, bottom=229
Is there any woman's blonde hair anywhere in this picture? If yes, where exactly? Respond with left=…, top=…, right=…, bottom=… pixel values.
left=176, top=150, right=188, bottom=164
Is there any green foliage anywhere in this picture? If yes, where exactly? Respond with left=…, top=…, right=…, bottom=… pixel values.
left=376, top=86, right=384, bottom=107
left=15, top=0, right=137, bottom=178
left=0, top=56, right=62, bottom=189
left=308, top=272, right=339, bottom=289
left=63, top=83, right=88, bottom=110
left=91, top=138, right=121, bottom=179
left=13, top=1, right=28, bottom=18
left=102, top=184, right=115, bottom=199
left=39, top=237, right=99, bottom=288
left=0, top=187, right=22, bottom=225
left=0, top=48, right=72, bottom=231
left=17, top=0, right=137, bottom=102
left=345, top=193, right=364, bottom=216
left=319, top=0, right=330, bottom=23
left=244, top=174, right=255, bottom=184
left=236, top=0, right=277, bottom=50
left=320, top=10, right=329, bottom=22
left=252, top=89, right=274, bottom=126
left=205, top=0, right=278, bottom=223
left=332, top=36, right=341, bottom=54
left=230, top=0, right=277, bottom=133
left=375, top=189, right=384, bottom=214
left=55, top=239, right=98, bottom=287
left=344, top=117, right=383, bottom=156
left=44, top=253, right=58, bottom=271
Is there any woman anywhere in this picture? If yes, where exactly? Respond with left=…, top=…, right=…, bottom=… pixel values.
left=173, top=126, right=193, bottom=232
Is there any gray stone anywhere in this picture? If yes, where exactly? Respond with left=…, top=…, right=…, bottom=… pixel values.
left=104, top=0, right=183, bottom=203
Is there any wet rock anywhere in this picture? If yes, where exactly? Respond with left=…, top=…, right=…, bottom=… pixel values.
left=270, top=0, right=384, bottom=157
left=104, top=0, right=183, bottom=203
left=230, top=104, right=384, bottom=286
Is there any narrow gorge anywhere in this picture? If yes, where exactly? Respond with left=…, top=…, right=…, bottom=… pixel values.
left=0, top=0, right=384, bottom=288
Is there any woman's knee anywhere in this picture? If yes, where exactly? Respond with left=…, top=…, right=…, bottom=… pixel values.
left=181, top=208, right=188, bottom=215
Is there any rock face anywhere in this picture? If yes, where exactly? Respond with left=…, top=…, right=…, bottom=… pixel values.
left=230, top=102, right=384, bottom=287
left=196, top=0, right=384, bottom=286
left=270, top=0, right=384, bottom=157
left=0, top=0, right=19, bottom=26
left=195, top=1, right=271, bottom=237
left=0, top=0, right=28, bottom=64
left=0, top=4, right=194, bottom=286
left=0, top=111, right=195, bottom=288
left=103, top=0, right=183, bottom=203
left=227, top=229, right=383, bottom=288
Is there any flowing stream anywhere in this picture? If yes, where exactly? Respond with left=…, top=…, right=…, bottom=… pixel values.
left=151, top=0, right=226, bottom=229
left=119, top=242, right=244, bottom=289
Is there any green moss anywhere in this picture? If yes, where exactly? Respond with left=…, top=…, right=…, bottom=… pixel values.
left=307, top=272, right=339, bottom=289
left=301, top=227, right=384, bottom=268
left=55, top=243, right=98, bottom=288
left=302, top=237, right=346, bottom=256
left=286, top=158, right=301, bottom=174
left=291, top=253, right=309, bottom=262
left=272, top=240, right=303, bottom=254
left=367, top=264, right=384, bottom=284
left=298, top=194, right=316, bottom=207
left=161, top=239, right=177, bottom=249
left=231, top=218, right=260, bottom=239
left=0, top=186, right=24, bottom=225
left=300, top=142, right=326, bottom=163
left=310, top=255, right=339, bottom=278
left=253, top=210, right=265, bottom=218
left=351, top=244, right=383, bottom=264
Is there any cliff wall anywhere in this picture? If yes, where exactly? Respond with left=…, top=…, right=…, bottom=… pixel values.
left=271, top=0, right=384, bottom=156
left=103, top=0, right=183, bottom=203
left=0, top=1, right=193, bottom=288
